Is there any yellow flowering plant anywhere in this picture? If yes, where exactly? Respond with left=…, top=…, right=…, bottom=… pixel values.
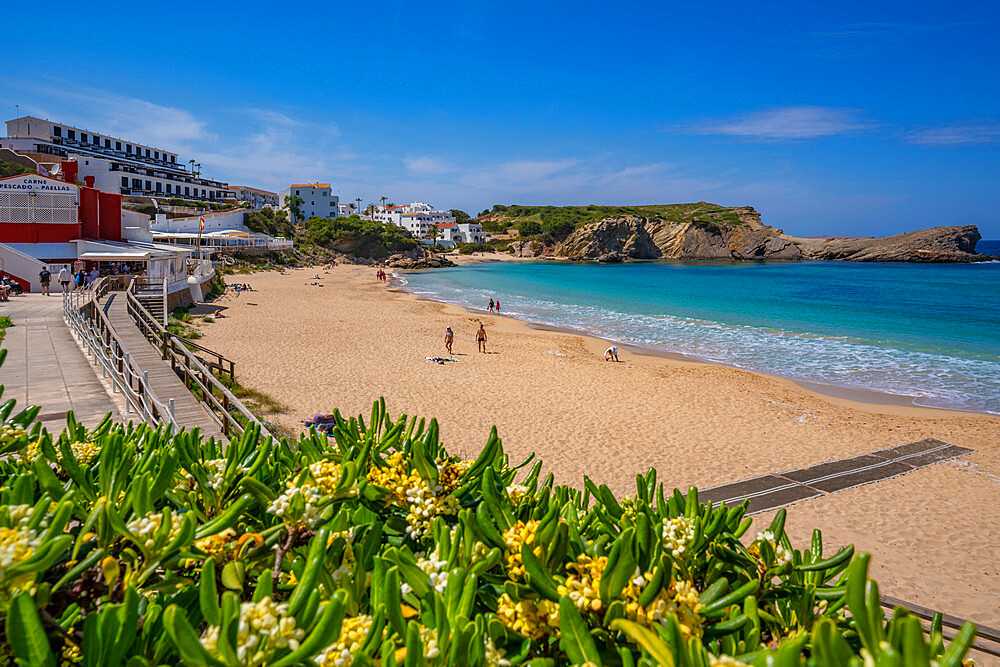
left=0, top=350, right=980, bottom=666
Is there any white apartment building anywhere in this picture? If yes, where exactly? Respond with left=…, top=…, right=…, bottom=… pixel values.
left=228, top=185, right=279, bottom=209
left=278, top=183, right=339, bottom=222
left=2, top=116, right=233, bottom=202
left=435, top=222, right=487, bottom=247
left=372, top=202, right=459, bottom=239
left=337, top=202, right=358, bottom=216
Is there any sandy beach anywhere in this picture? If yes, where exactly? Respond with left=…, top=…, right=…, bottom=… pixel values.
left=196, top=264, right=1000, bottom=628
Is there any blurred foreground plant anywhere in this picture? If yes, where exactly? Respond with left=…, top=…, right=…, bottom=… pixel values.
left=0, top=348, right=977, bottom=666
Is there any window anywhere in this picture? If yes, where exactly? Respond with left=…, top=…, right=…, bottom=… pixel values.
left=67, top=130, right=76, bottom=140
left=132, top=179, right=141, bottom=188
left=126, top=145, right=132, bottom=154
left=185, top=187, right=190, bottom=196
left=81, top=133, right=88, bottom=142
left=116, top=142, right=122, bottom=151
left=93, top=135, right=100, bottom=144
left=145, top=180, right=151, bottom=190
left=155, top=182, right=162, bottom=192
left=121, top=176, right=128, bottom=187
left=154, top=151, right=159, bottom=160
left=170, top=155, right=175, bottom=163
left=166, top=184, right=172, bottom=193
left=53, top=126, right=62, bottom=137
left=145, top=149, right=150, bottom=158
left=105, top=139, right=111, bottom=148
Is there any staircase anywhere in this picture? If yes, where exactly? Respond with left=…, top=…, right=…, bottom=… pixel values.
left=132, top=278, right=167, bottom=327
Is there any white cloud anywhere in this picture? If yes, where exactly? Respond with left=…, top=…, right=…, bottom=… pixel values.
left=404, top=155, right=452, bottom=175
left=685, top=106, right=872, bottom=140
left=907, top=121, right=1000, bottom=146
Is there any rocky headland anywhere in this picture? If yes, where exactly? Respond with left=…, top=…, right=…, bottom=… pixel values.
left=496, top=205, right=987, bottom=263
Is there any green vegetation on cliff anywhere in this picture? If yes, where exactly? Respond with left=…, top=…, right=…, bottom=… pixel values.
left=479, top=203, right=752, bottom=244
left=303, top=214, right=418, bottom=257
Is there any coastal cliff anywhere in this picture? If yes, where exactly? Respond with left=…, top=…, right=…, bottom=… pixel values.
left=479, top=203, right=985, bottom=263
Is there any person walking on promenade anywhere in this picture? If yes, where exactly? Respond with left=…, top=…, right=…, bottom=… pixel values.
left=57, top=265, right=72, bottom=294
left=38, top=266, right=51, bottom=295
left=476, top=322, right=488, bottom=353
left=444, top=326, right=454, bottom=354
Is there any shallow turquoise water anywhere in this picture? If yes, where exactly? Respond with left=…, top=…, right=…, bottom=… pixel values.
left=400, top=260, right=1000, bottom=414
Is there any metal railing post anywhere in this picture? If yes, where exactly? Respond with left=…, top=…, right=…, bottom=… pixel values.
left=169, top=398, right=175, bottom=424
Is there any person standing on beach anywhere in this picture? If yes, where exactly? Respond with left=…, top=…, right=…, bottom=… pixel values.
left=57, top=265, right=72, bottom=294
left=488, top=298, right=495, bottom=313
left=476, top=322, right=488, bottom=353
left=38, top=266, right=51, bottom=295
left=444, top=326, right=454, bottom=354
left=495, top=299, right=501, bottom=312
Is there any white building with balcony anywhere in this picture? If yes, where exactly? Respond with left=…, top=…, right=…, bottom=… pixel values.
left=2, top=116, right=233, bottom=202
left=227, top=185, right=279, bottom=209
left=278, top=183, right=339, bottom=222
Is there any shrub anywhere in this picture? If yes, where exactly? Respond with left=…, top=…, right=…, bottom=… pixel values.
left=0, top=344, right=979, bottom=667
left=517, top=220, right=543, bottom=237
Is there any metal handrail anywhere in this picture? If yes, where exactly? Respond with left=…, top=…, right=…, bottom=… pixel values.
left=123, top=281, right=270, bottom=440
left=62, top=280, right=179, bottom=430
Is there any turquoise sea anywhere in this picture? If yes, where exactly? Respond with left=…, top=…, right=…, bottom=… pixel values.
left=399, top=256, right=1000, bottom=415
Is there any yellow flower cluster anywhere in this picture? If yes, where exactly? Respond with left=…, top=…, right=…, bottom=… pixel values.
left=308, top=459, right=346, bottom=495
left=61, top=639, right=83, bottom=665
left=754, top=531, right=792, bottom=568
left=661, top=517, right=696, bottom=558
left=416, top=546, right=450, bottom=593
left=709, top=656, right=752, bottom=666
left=0, top=525, right=40, bottom=577
left=366, top=451, right=460, bottom=540
left=20, top=439, right=100, bottom=466
left=125, top=512, right=183, bottom=551
left=176, top=458, right=228, bottom=494
left=314, top=615, right=374, bottom=667
left=420, top=627, right=441, bottom=659
left=639, top=579, right=704, bottom=638
left=558, top=554, right=608, bottom=613
left=0, top=423, right=25, bottom=444
left=502, top=520, right=541, bottom=578
left=496, top=593, right=560, bottom=640
left=484, top=636, right=513, bottom=667
left=200, top=596, right=304, bottom=666
left=506, top=484, right=529, bottom=505
left=194, top=528, right=236, bottom=557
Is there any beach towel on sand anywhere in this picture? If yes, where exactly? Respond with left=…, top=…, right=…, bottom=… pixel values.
left=426, top=357, right=457, bottom=364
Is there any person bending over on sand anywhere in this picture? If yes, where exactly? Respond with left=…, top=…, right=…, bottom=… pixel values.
left=604, top=345, right=619, bottom=362
left=445, top=326, right=454, bottom=354
left=476, top=322, right=488, bottom=353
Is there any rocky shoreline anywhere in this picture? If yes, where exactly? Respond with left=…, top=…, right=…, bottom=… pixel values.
left=542, top=210, right=987, bottom=263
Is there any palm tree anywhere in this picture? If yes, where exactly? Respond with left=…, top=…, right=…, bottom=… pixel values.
left=379, top=196, right=388, bottom=214
left=427, top=224, right=441, bottom=245
left=355, top=197, right=362, bottom=217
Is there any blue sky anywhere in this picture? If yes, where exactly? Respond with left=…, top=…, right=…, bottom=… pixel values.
left=2, top=0, right=998, bottom=237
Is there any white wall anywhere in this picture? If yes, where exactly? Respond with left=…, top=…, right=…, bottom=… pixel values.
left=0, top=244, right=50, bottom=292
left=150, top=210, right=246, bottom=233
left=279, top=185, right=340, bottom=222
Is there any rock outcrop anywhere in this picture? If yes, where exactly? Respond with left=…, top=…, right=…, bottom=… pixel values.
left=554, top=212, right=986, bottom=263
left=384, top=248, right=456, bottom=269
left=796, top=225, right=984, bottom=262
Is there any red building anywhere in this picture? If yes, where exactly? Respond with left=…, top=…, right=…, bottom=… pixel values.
left=0, top=164, right=123, bottom=291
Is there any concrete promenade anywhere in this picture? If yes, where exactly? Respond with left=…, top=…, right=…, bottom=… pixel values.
left=0, top=292, right=122, bottom=432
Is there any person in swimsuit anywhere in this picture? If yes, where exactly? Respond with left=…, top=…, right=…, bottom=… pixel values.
left=476, top=322, right=488, bottom=353
left=444, top=326, right=454, bottom=354
left=488, top=298, right=494, bottom=313
left=495, top=299, right=501, bottom=312
left=604, top=345, right=619, bottom=362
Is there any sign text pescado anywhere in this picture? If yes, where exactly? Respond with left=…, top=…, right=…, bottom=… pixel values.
left=0, top=176, right=77, bottom=193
